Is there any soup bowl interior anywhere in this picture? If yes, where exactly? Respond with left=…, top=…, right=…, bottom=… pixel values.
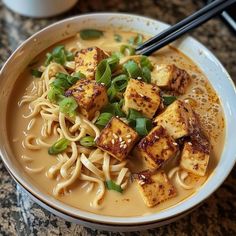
left=0, top=13, right=236, bottom=229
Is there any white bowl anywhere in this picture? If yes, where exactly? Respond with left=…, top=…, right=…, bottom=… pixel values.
left=2, top=0, right=78, bottom=18
left=0, top=13, right=236, bottom=232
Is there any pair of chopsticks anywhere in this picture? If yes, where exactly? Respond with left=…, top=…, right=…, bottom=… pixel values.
left=136, top=0, right=236, bottom=56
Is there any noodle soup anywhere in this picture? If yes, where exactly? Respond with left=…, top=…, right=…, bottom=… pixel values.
left=8, top=29, right=224, bottom=217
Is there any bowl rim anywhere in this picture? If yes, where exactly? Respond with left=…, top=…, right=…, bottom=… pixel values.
left=1, top=12, right=236, bottom=225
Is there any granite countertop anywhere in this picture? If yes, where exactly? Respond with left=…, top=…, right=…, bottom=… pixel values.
left=0, top=0, right=235, bottom=235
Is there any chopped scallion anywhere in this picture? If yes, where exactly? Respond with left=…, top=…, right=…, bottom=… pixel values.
left=95, top=113, right=113, bottom=127
left=114, top=34, right=122, bottom=42
left=79, top=29, right=104, bottom=40
left=120, top=45, right=135, bottom=56
left=163, top=96, right=177, bottom=106
left=105, top=180, right=123, bottom=193
left=123, top=60, right=142, bottom=79
left=141, top=67, right=151, bottom=83
left=135, top=117, right=152, bottom=136
left=95, top=60, right=112, bottom=87
left=112, top=74, right=129, bottom=92
left=140, top=56, right=153, bottom=70
left=59, top=97, right=78, bottom=117
left=106, top=55, right=119, bottom=71
left=102, top=102, right=125, bottom=117
left=47, top=86, right=64, bottom=103
left=44, top=45, right=74, bottom=66
left=128, top=34, right=143, bottom=46
left=107, top=85, right=117, bottom=101
left=48, top=138, right=69, bottom=155
left=79, top=136, right=96, bottom=147
left=31, top=69, right=42, bottom=78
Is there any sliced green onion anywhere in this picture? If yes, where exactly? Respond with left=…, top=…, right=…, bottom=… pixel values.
left=48, top=138, right=69, bottom=155
left=135, top=117, right=152, bottom=136
left=80, top=29, right=104, bottom=40
left=141, top=67, right=151, bottom=83
left=127, top=108, right=144, bottom=121
left=48, top=86, right=64, bottom=103
left=73, top=71, right=86, bottom=79
left=140, top=56, right=153, bottom=70
left=107, top=85, right=117, bottom=102
left=95, top=113, right=113, bottom=127
left=163, top=96, right=177, bottom=106
left=79, top=136, right=96, bottom=147
left=106, top=55, right=119, bottom=71
left=112, top=74, right=129, bottom=92
left=31, top=69, right=42, bottom=78
left=112, top=51, right=123, bottom=59
left=52, top=45, right=66, bottom=65
left=114, top=34, right=122, bottom=42
left=135, top=34, right=143, bottom=46
left=102, top=102, right=125, bottom=117
left=123, top=60, right=142, bottom=79
left=53, top=73, right=71, bottom=89
left=128, top=34, right=143, bottom=46
left=120, top=45, right=135, bottom=56
left=44, top=45, right=74, bottom=66
left=45, top=53, right=53, bottom=66
left=65, top=51, right=74, bottom=61
left=105, top=180, right=123, bottom=193
left=59, top=97, right=78, bottom=117
left=95, top=60, right=111, bottom=87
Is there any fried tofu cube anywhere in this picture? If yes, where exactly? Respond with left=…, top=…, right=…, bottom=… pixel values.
left=137, top=126, right=179, bottom=170
left=180, top=138, right=210, bottom=176
left=152, top=64, right=190, bottom=94
left=122, top=79, right=161, bottom=119
left=135, top=170, right=176, bottom=207
left=96, top=117, right=139, bottom=161
left=67, top=79, right=108, bottom=120
left=75, top=47, right=108, bottom=79
left=154, top=100, right=196, bottom=139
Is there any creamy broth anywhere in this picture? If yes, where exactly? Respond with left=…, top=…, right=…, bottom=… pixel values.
left=8, top=29, right=225, bottom=217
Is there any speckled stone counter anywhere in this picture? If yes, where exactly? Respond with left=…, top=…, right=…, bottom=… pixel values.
left=0, top=0, right=235, bottom=235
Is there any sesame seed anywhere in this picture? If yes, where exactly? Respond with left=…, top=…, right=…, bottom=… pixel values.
left=123, top=144, right=127, bottom=149
left=139, top=93, right=144, bottom=97
left=126, top=134, right=131, bottom=138
left=173, top=142, right=178, bottom=146
left=155, top=135, right=159, bottom=139
left=111, top=139, right=115, bottom=144
left=140, top=174, right=146, bottom=178
left=119, top=137, right=122, bottom=142
left=127, top=139, right=132, bottom=143
left=116, top=116, right=119, bottom=118
left=120, top=140, right=126, bottom=145
left=137, top=77, right=142, bottom=80
left=113, top=133, right=118, bottom=139
left=188, top=142, right=192, bottom=146
left=101, top=83, right=105, bottom=86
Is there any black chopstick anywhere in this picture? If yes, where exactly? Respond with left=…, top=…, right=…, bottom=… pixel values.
left=136, top=0, right=236, bottom=56
left=136, top=0, right=224, bottom=51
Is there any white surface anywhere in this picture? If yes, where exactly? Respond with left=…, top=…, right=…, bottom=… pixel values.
left=2, top=0, right=78, bottom=18
left=0, top=13, right=236, bottom=230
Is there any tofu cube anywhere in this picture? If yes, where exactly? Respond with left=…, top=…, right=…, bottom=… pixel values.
left=154, top=100, right=196, bottom=139
left=75, top=47, right=108, bottom=79
left=66, top=79, right=108, bottom=120
left=180, top=138, right=210, bottom=176
left=123, top=79, right=161, bottom=119
left=137, top=126, right=179, bottom=170
left=135, top=170, right=176, bottom=207
left=152, top=64, right=190, bottom=94
left=96, top=117, right=139, bottom=161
